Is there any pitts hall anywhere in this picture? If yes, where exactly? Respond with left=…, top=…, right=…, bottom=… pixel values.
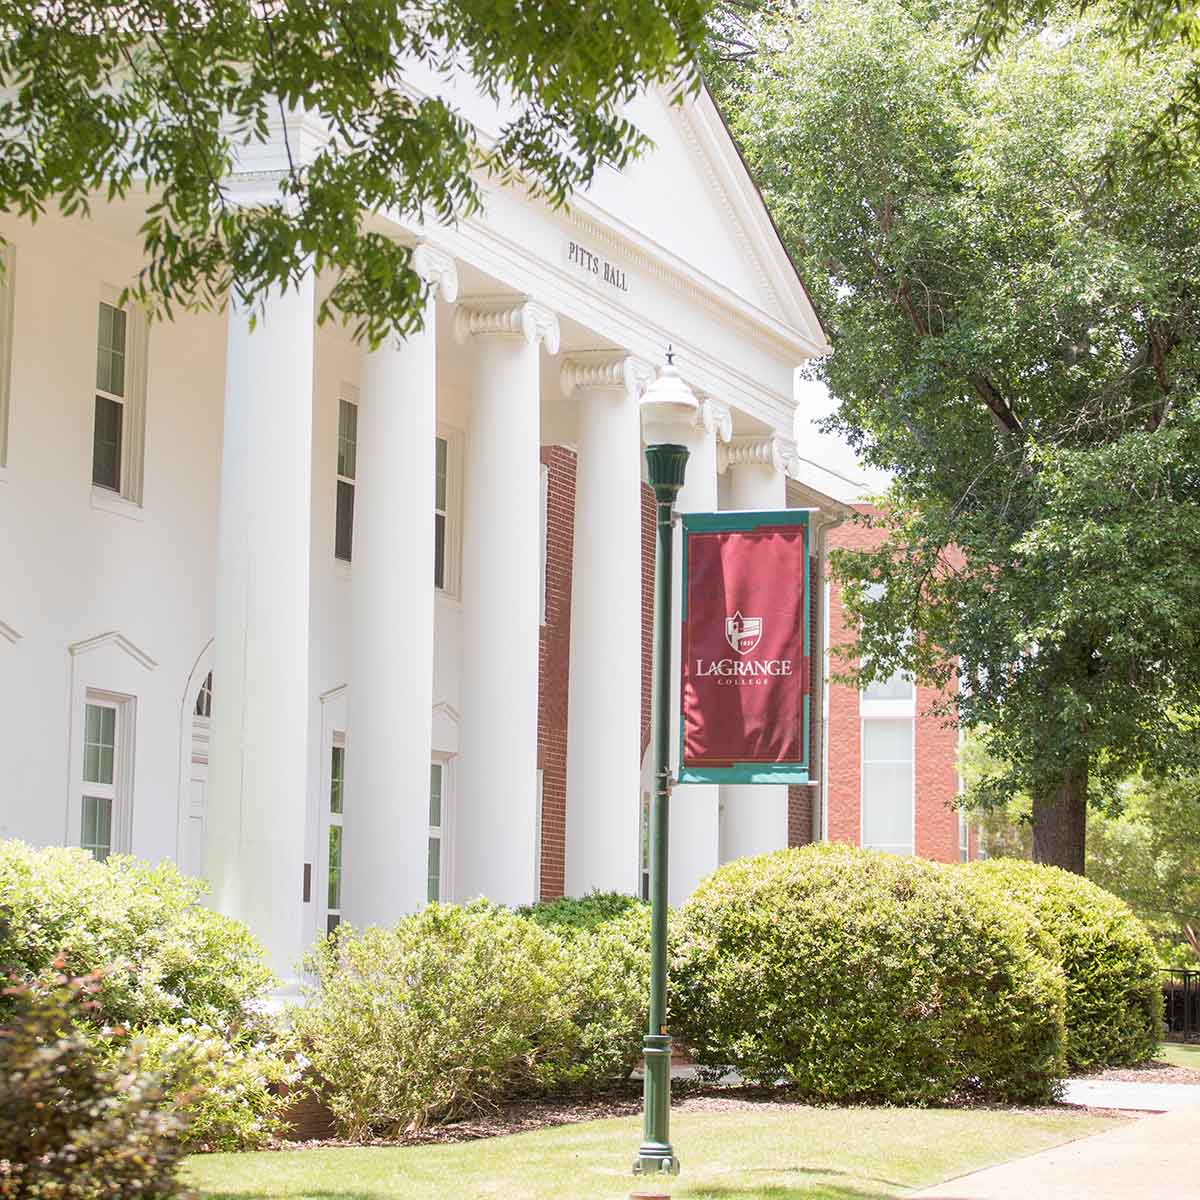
left=0, top=67, right=967, bottom=981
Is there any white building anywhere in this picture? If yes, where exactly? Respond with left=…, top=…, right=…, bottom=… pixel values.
left=0, top=75, right=847, bottom=980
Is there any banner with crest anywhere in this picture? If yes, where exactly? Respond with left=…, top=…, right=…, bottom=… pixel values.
left=679, top=510, right=811, bottom=784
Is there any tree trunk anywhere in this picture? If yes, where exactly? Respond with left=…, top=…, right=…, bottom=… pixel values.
left=1031, top=762, right=1088, bottom=874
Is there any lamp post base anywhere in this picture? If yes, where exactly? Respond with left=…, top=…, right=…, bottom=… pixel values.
left=633, top=1032, right=680, bottom=1176
left=632, top=1151, right=681, bottom=1177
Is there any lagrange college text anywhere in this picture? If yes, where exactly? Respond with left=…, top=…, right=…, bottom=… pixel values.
left=694, top=658, right=795, bottom=687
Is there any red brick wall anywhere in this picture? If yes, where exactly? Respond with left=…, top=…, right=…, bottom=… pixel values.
left=537, top=447, right=576, bottom=900
left=787, top=785, right=813, bottom=847
left=825, top=507, right=968, bottom=863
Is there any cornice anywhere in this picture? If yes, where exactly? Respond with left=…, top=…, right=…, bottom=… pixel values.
left=454, top=297, right=560, bottom=355
left=560, top=350, right=655, bottom=399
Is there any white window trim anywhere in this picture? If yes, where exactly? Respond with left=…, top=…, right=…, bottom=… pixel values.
left=322, top=732, right=346, bottom=934
left=334, top=385, right=358, bottom=566
left=429, top=753, right=455, bottom=903
left=436, top=426, right=464, bottom=598
left=0, top=242, right=15, bottom=477
left=74, top=689, right=136, bottom=857
left=859, top=714, right=916, bottom=858
left=90, top=285, right=148, bottom=510
left=533, top=768, right=544, bottom=899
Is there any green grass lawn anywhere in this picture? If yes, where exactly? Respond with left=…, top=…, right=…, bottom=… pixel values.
left=1158, top=1041, right=1200, bottom=1069
left=185, top=1105, right=1117, bottom=1200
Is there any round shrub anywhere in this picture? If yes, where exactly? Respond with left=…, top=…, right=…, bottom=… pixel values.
left=967, top=859, right=1161, bottom=1070
left=672, top=844, right=1067, bottom=1105
left=294, top=902, right=587, bottom=1137
left=540, top=904, right=651, bottom=1085
left=0, top=840, right=275, bottom=1037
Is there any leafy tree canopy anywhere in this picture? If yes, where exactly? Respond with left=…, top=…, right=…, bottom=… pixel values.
left=712, top=0, right=1200, bottom=869
left=0, top=0, right=708, bottom=342
left=969, top=0, right=1200, bottom=173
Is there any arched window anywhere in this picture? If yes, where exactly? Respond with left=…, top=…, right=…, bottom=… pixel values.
left=194, top=671, right=213, bottom=718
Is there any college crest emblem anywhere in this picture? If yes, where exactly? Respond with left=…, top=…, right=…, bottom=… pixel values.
left=724, top=610, right=763, bottom=655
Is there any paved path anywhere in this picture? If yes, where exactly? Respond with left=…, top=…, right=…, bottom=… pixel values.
left=909, top=1105, right=1200, bottom=1199
left=1061, top=1076, right=1200, bottom=1112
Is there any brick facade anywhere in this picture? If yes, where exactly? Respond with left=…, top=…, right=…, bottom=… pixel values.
left=536, top=447, right=576, bottom=900
left=825, top=507, right=968, bottom=863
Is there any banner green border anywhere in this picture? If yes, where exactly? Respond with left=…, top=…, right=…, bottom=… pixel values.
left=677, top=509, right=812, bottom=785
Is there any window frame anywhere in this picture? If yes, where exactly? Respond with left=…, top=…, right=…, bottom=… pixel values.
left=427, top=756, right=454, bottom=904
left=77, top=690, right=135, bottom=859
left=334, top=389, right=358, bottom=563
left=0, top=243, right=15, bottom=474
left=859, top=715, right=916, bottom=857
left=325, top=733, right=345, bottom=935
left=434, top=427, right=463, bottom=597
left=90, top=288, right=148, bottom=509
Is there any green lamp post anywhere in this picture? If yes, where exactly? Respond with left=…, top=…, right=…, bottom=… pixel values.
left=633, top=349, right=698, bottom=1179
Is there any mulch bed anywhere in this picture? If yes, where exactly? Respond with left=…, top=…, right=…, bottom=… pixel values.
left=271, top=1081, right=1132, bottom=1152
left=1080, top=1060, right=1200, bottom=1086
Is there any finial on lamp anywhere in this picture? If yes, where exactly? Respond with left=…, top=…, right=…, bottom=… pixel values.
left=665, top=344, right=675, bottom=366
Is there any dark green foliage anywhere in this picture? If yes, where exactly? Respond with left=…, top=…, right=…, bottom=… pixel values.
left=969, top=859, right=1162, bottom=1069
left=0, top=0, right=710, bottom=345
left=0, top=971, right=190, bottom=1199
left=520, top=890, right=646, bottom=932
left=710, top=0, right=1200, bottom=868
left=672, top=845, right=1067, bottom=1105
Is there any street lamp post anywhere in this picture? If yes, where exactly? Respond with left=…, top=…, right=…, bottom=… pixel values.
left=633, top=351, right=697, bottom=1180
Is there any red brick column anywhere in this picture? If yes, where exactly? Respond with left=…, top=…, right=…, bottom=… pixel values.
left=537, top=447, right=576, bottom=900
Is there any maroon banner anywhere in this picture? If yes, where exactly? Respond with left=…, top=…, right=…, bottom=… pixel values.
left=680, top=515, right=809, bottom=780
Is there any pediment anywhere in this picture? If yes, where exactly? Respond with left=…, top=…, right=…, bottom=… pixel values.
left=575, top=84, right=827, bottom=355
left=67, top=630, right=157, bottom=670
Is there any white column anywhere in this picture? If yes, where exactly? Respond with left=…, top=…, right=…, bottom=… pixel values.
left=344, top=247, right=458, bottom=926
left=667, top=395, right=730, bottom=905
left=562, top=353, right=653, bottom=896
left=208, top=278, right=314, bottom=984
left=717, top=435, right=791, bottom=863
left=453, top=299, right=560, bottom=906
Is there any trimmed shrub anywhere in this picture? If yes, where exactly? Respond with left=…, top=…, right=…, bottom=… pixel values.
left=0, top=970, right=190, bottom=1199
left=103, top=1022, right=296, bottom=1152
left=968, top=859, right=1161, bottom=1070
left=521, top=891, right=645, bottom=932
left=294, top=902, right=586, bottom=1137
left=0, top=841, right=274, bottom=1037
left=672, top=844, right=1067, bottom=1105
left=544, top=905, right=651, bottom=1085
left=0, top=840, right=292, bottom=1151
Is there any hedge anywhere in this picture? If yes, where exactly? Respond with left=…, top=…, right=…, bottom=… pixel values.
left=0, top=840, right=294, bottom=1150
left=672, top=844, right=1067, bottom=1105
left=967, top=859, right=1161, bottom=1070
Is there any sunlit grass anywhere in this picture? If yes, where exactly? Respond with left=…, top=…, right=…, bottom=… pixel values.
left=185, top=1104, right=1116, bottom=1200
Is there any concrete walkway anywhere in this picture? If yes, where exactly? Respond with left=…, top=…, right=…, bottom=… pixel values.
left=910, top=1105, right=1200, bottom=1199
left=1061, top=1076, right=1200, bottom=1112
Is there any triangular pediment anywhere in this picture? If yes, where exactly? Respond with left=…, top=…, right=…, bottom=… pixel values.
left=576, top=84, right=827, bottom=354
left=68, top=630, right=158, bottom=670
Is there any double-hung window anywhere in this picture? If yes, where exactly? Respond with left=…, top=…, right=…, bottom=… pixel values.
left=434, top=435, right=448, bottom=589
left=335, top=397, right=357, bottom=561
left=91, top=294, right=147, bottom=505
left=428, top=762, right=444, bottom=902
left=93, top=302, right=126, bottom=492
left=80, top=695, right=133, bottom=860
left=326, top=739, right=345, bottom=934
